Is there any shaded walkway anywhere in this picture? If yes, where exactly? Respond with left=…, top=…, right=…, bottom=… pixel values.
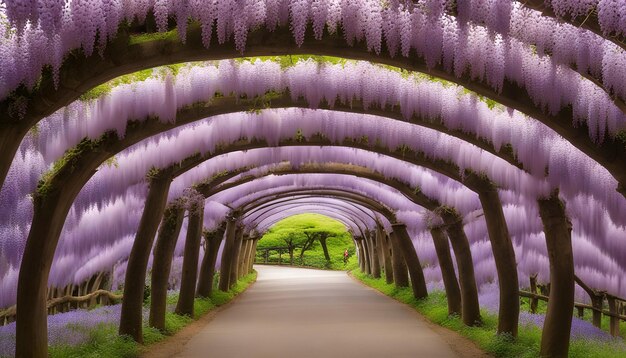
left=175, top=266, right=484, bottom=358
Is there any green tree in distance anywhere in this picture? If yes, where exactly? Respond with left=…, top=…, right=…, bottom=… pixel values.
left=257, top=214, right=354, bottom=269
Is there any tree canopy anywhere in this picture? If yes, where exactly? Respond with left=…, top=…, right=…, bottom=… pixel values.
left=257, top=213, right=354, bottom=269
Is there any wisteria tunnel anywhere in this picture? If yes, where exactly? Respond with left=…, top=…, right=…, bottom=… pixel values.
left=0, top=0, right=625, bottom=357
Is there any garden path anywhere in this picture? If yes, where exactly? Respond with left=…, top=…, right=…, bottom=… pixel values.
left=173, top=265, right=486, bottom=358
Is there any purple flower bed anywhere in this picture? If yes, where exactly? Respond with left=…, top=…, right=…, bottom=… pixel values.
left=0, top=304, right=128, bottom=357
left=518, top=312, right=616, bottom=342
left=477, top=284, right=621, bottom=343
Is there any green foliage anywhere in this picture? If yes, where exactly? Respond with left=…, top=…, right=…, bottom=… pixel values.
left=49, top=324, right=139, bottom=358
left=351, top=269, right=626, bottom=358
left=36, top=137, right=104, bottom=197
left=80, top=62, right=191, bottom=101
left=256, top=214, right=355, bottom=270
left=128, top=29, right=179, bottom=45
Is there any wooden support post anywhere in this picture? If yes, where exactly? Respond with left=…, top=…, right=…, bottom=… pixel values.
left=440, top=210, right=482, bottom=327
left=377, top=226, right=394, bottom=284
left=530, top=274, right=539, bottom=314
left=119, top=170, right=173, bottom=343
left=197, top=226, right=226, bottom=298
left=575, top=275, right=604, bottom=328
left=239, top=238, right=250, bottom=278
left=538, top=193, right=574, bottom=358
left=361, top=236, right=372, bottom=275
left=430, top=227, right=461, bottom=316
left=389, top=231, right=409, bottom=288
left=219, top=217, right=238, bottom=292
left=149, top=204, right=185, bottom=330
left=366, top=232, right=381, bottom=278
left=607, top=296, right=620, bottom=337
left=356, top=239, right=365, bottom=273
left=176, top=201, right=205, bottom=317
left=229, top=227, right=244, bottom=288
left=392, top=224, right=428, bottom=299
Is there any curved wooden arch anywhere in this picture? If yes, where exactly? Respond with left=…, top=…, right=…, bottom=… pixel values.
left=1, top=23, right=624, bottom=200
left=244, top=198, right=375, bottom=233
left=18, top=134, right=518, bottom=356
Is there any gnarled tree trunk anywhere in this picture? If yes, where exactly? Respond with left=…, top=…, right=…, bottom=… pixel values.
left=389, top=232, right=409, bottom=288
left=538, top=193, right=574, bottom=358
left=377, top=227, right=394, bottom=284
left=391, top=224, right=428, bottom=299
left=366, top=233, right=381, bottom=278
left=119, top=171, right=173, bottom=342
left=356, top=239, right=365, bottom=272
left=468, top=176, right=519, bottom=337
left=176, top=201, right=205, bottom=317
left=229, top=228, right=244, bottom=289
left=440, top=210, right=482, bottom=326
left=197, top=226, right=226, bottom=298
left=430, top=227, right=461, bottom=316
left=149, top=204, right=185, bottom=330
left=218, top=218, right=238, bottom=292
left=319, top=235, right=331, bottom=262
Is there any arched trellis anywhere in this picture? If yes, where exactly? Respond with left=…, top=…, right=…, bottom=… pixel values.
left=196, top=164, right=497, bottom=323
left=18, top=117, right=556, bottom=356
left=0, top=9, right=612, bottom=358
left=133, top=168, right=468, bottom=342
left=0, top=19, right=624, bottom=200
left=193, top=169, right=572, bottom=355
left=11, top=74, right=620, bottom=356
left=244, top=199, right=375, bottom=235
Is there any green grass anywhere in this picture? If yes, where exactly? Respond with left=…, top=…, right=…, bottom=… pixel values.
left=351, top=269, right=626, bottom=358
left=48, top=271, right=257, bottom=358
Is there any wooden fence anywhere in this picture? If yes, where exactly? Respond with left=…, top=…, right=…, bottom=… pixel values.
left=520, top=274, right=625, bottom=337
left=0, top=289, right=122, bottom=326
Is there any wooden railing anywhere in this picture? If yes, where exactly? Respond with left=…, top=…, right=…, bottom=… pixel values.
left=0, top=289, right=122, bottom=326
left=520, top=274, right=625, bottom=337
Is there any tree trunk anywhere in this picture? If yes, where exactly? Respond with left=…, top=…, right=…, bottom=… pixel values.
left=149, top=204, right=185, bottom=331
left=119, top=171, right=173, bottom=343
left=238, top=238, right=250, bottom=278
left=538, top=193, right=574, bottom=358
left=241, top=239, right=253, bottom=276
left=377, top=227, right=394, bottom=284
left=391, top=224, right=428, bottom=299
left=248, top=239, right=259, bottom=273
left=197, top=226, right=225, bottom=298
left=16, top=153, right=100, bottom=357
left=361, top=236, right=371, bottom=275
left=319, top=236, right=331, bottom=262
left=473, top=182, right=519, bottom=337
left=367, top=233, right=381, bottom=278
left=389, top=232, right=409, bottom=288
left=441, top=210, right=482, bottom=326
left=176, top=201, right=205, bottom=317
left=219, top=218, right=238, bottom=292
left=430, top=227, right=462, bottom=316
left=229, top=228, right=244, bottom=289
left=356, top=240, right=365, bottom=272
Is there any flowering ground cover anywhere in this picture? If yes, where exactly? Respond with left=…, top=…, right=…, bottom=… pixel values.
left=0, top=271, right=256, bottom=357
left=351, top=269, right=626, bottom=358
